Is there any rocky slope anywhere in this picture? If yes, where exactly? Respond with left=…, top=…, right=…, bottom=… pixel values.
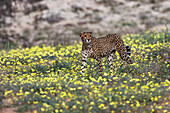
left=0, top=0, right=170, bottom=48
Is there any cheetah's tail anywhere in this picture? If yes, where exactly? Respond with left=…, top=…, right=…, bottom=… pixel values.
left=125, top=45, right=131, bottom=57
left=125, top=45, right=133, bottom=64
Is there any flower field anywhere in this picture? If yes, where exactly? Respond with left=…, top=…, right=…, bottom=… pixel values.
left=0, top=30, right=170, bottom=113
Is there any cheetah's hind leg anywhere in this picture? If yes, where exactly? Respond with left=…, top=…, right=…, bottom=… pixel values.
left=108, top=49, right=116, bottom=69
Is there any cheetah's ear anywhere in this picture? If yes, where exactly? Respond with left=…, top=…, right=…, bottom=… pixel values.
left=79, top=32, right=83, bottom=37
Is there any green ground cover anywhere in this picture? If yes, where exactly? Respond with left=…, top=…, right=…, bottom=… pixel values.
left=0, top=30, right=170, bottom=113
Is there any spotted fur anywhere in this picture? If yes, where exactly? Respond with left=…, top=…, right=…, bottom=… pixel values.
left=80, top=32, right=133, bottom=73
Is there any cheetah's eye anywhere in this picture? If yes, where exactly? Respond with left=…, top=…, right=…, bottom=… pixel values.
left=84, top=35, right=87, bottom=38
left=89, top=35, right=91, bottom=37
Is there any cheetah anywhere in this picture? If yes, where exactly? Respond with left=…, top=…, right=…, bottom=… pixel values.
left=80, top=32, right=133, bottom=73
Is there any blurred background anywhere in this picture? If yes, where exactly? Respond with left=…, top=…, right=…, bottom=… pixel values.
left=0, top=0, right=170, bottom=49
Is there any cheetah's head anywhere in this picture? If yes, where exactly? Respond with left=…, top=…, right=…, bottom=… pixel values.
left=79, top=32, right=92, bottom=44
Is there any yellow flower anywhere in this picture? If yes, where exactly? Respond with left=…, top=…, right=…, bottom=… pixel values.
left=111, top=111, right=115, bottom=113
left=25, top=91, right=30, bottom=95
left=62, top=102, right=65, bottom=106
left=126, top=101, right=130, bottom=103
left=123, top=81, right=127, bottom=83
left=90, top=102, right=94, bottom=105
left=77, top=101, right=80, bottom=104
left=89, top=106, right=93, bottom=110
left=70, top=88, right=76, bottom=91
left=131, top=95, right=135, bottom=98
left=7, top=61, right=11, bottom=64
left=110, top=102, right=115, bottom=105
left=158, top=106, right=162, bottom=109
left=55, top=109, right=59, bottom=113
left=165, top=79, right=170, bottom=84
left=77, top=87, right=82, bottom=89
left=112, top=77, right=118, bottom=80
left=165, top=102, right=169, bottom=105
left=31, top=89, right=34, bottom=92
left=163, top=110, right=167, bottom=112
left=148, top=72, right=152, bottom=76
left=33, top=101, right=38, bottom=104
left=41, top=108, right=45, bottom=112
left=151, top=109, right=155, bottom=112
left=99, top=103, right=105, bottom=108
left=154, top=97, right=158, bottom=101
left=94, top=89, right=99, bottom=93
left=136, top=83, right=140, bottom=86
left=73, top=105, right=77, bottom=109
left=136, top=101, right=140, bottom=107
left=108, top=88, right=113, bottom=91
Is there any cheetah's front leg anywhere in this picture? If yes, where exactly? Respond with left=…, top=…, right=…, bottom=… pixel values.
left=108, top=49, right=116, bottom=69
left=81, top=51, right=88, bottom=73
left=96, top=57, right=102, bottom=72
left=108, top=53, right=114, bottom=69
